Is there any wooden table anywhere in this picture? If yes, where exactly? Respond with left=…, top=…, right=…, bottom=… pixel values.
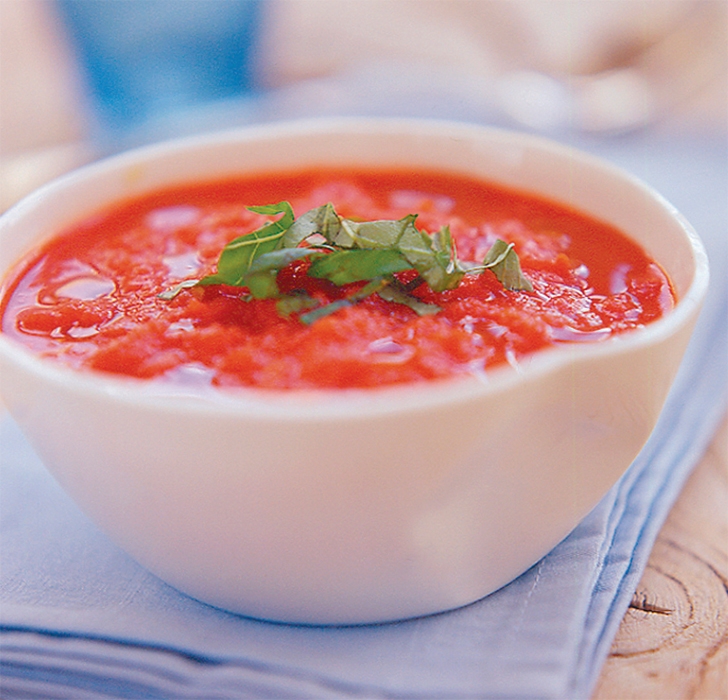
left=1, top=3, right=726, bottom=696
left=594, top=415, right=728, bottom=699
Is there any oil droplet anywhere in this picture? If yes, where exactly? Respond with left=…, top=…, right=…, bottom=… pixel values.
left=550, top=326, right=611, bottom=343
left=389, top=190, right=455, bottom=214
left=55, top=276, right=115, bottom=301
left=368, top=337, right=405, bottom=354
left=66, top=324, right=100, bottom=339
left=162, top=363, right=216, bottom=386
left=609, top=263, right=631, bottom=294
left=574, top=264, right=590, bottom=279
left=146, top=206, right=200, bottom=231
left=163, top=252, right=201, bottom=278
left=368, top=337, right=414, bottom=364
left=166, top=319, right=195, bottom=336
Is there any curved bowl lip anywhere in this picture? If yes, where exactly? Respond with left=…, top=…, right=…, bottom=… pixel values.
left=0, top=116, right=710, bottom=421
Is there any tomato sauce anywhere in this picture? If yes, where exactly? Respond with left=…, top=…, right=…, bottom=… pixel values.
left=0, top=169, right=675, bottom=389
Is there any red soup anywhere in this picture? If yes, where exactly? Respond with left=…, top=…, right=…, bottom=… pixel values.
left=0, top=168, right=674, bottom=390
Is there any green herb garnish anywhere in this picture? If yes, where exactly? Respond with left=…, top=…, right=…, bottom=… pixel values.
left=160, top=202, right=532, bottom=321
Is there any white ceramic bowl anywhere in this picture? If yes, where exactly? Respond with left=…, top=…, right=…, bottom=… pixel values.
left=0, top=119, right=708, bottom=624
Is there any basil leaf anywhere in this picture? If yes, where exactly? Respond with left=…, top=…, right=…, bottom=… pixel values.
left=340, top=215, right=418, bottom=250
left=299, top=279, right=387, bottom=325
left=431, top=225, right=460, bottom=273
left=482, top=239, right=533, bottom=291
left=377, top=283, right=441, bottom=316
left=243, top=248, right=326, bottom=299
left=246, top=247, right=322, bottom=273
left=198, top=201, right=295, bottom=286
left=160, top=201, right=533, bottom=324
left=281, top=202, right=341, bottom=248
left=308, top=248, right=411, bottom=286
left=276, top=293, right=319, bottom=317
left=298, top=298, right=352, bottom=325
left=397, top=221, right=464, bottom=292
left=243, top=270, right=280, bottom=299
left=157, top=279, right=198, bottom=300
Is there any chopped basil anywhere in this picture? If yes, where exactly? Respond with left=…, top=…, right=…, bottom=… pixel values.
left=157, top=278, right=198, bottom=301
left=308, top=248, right=411, bottom=285
left=282, top=202, right=342, bottom=248
left=276, top=292, right=319, bottom=317
left=197, top=201, right=295, bottom=287
left=160, top=201, right=532, bottom=321
left=480, top=239, right=533, bottom=292
left=299, top=278, right=388, bottom=325
left=377, top=281, right=441, bottom=316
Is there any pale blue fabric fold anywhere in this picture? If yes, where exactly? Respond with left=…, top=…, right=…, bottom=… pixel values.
left=1, top=133, right=726, bottom=700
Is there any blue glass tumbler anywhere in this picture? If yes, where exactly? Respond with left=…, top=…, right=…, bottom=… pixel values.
left=55, top=0, right=262, bottom=146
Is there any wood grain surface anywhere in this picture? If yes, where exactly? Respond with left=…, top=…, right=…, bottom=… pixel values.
left=593, top=415, right=728, bottom=700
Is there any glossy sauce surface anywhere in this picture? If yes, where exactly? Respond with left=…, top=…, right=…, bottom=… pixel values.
left=0, top=169, right=674, bottom=389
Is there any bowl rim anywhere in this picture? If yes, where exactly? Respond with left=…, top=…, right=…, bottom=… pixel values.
left=0, top=116, right=710, bottom=420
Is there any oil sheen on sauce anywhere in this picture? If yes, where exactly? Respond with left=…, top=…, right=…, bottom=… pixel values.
left=0, top=169, right=675, bottom=390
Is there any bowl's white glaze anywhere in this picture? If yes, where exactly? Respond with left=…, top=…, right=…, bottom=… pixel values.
left=0, top=119, right=708, bottom=624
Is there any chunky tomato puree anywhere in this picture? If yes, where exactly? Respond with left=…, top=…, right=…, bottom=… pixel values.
left=0, top=169, right=674, bottom=389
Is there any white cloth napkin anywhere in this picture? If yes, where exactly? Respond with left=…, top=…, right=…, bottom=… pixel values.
left=1, top=133, right=726, bottom=700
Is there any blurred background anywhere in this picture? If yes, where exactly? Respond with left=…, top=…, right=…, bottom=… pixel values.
left=0, top=0, right=726, bottom=209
